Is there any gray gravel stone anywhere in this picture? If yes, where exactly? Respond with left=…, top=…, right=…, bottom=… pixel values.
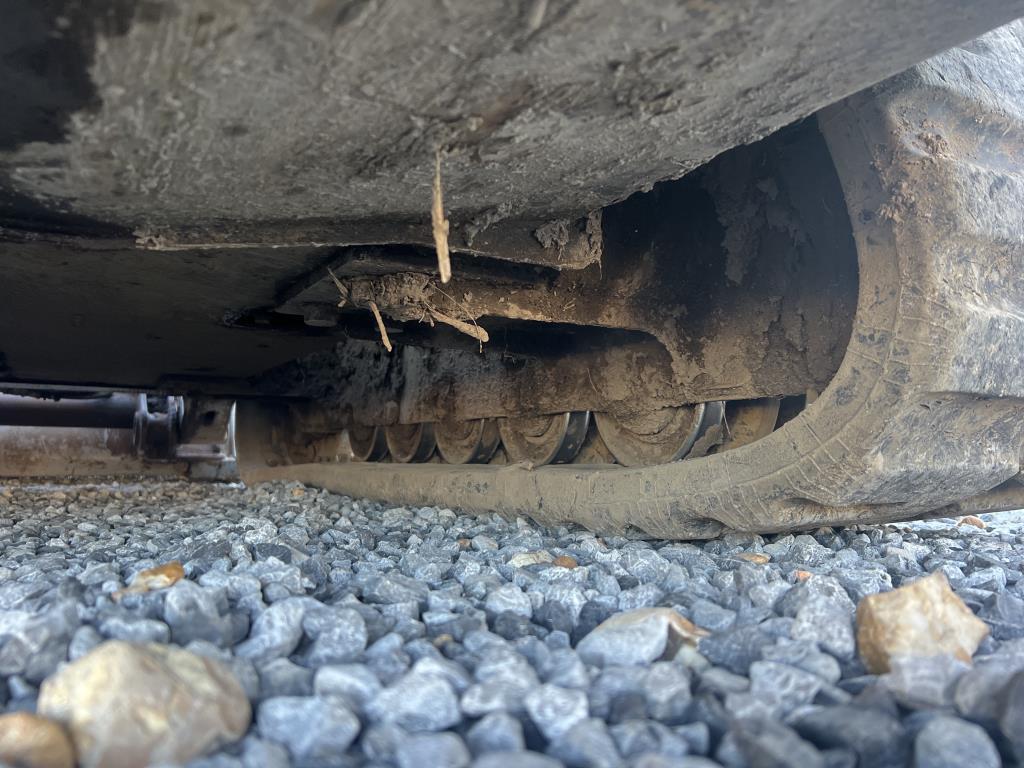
left=778, top=576, right=854, bottom=615
left=610, top=719, right=689, bottom=759
left=687, top=599, right=737, bottom=632
left=367, top=671, right=461, bottom=731
left=360, top=722, right=406, bottom=764
left=363, top=572, right=430, bottom=605
left=724, top=690, right=783, bottom=721
left=462, top=679, right=529, bottom=716
left=576, top=609, right=690, bottom=667
left=791, top=603, right=855, bottom=661
left=68, top=624, right=102, bottom=660
left=546, top=717, right=620, bottom=768
left=981, top=591, right=1024, bottom=640
left=467, top=711, right=526, bottom=754
left=240, top=736, right=290, bottom=768
left=304, top=608, right=367, bottom=665
left=732, top=717, right=825, bottom=768
left=472, top=752, right=563, bottom=768
left=881, top=654, right=970, bottom=709
left=485, top=583, right=533, bottom=618
left=643, top=662, right=692, bottom=723
left=785, top=536, right=835, bottom=567
left=836, top=568, right=892, bottom=602
left=913, top=715, right=1000, bottom=768
left=953, top=662, right=1011, bottom=727
left=761, top=639, right=841, bottom=684
left=98, top=615, right=170, bottom=644
left=998, top=669, right=1024, bottom=762
left=541, top=647, right=590, bottom=690
left=676, top=721, right=711, bottom=756
left=588, top=666, right=647, bottom=721
left=749, top=581, right=792, bottom=611
left=396, top=732, right=471, bottom=768
left=792, top=705, right=909, bottom=768
left=698, top=667, right=750, bottom=696
left=163, top=580, right=232, bottom=646
left=749, top=661, right=823, bottom=714
left=313, top=663, right=382, bottom=710
left=257, top=695, right=360, bottom=767
left=525, top=683, right=590, bottom=741
left=620, top=548, right=672, bottom=584
left=257, top=657, right=314, bottom=699
left=412, top=655, right=473, bottom=692
left=235, top=598, right=307, bottom=663
left=698, top=624, right=773, bottom=674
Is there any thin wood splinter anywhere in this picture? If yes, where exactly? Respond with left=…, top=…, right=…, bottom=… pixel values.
left=432, top=150, right=451, bottom=284
left=327, top=267, right=348, bottom=307
left=429, top=308, right=489, bottom=345
left=368, top=300, right=393, bottom=352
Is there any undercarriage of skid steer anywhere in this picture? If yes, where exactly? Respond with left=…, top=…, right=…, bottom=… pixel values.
left=235, top=26, right=1024, bottom=536
left=247, top=119, right=856, bottom=469
left=3, top=6, right=1024, bottom=537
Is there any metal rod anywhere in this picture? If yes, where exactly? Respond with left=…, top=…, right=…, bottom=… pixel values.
left=0, top=393, right=140, bottom=429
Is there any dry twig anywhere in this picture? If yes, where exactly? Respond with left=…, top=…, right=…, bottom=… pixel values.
left=432, top=150, right=451, bottom=283
left=428, top=307, right=489, bottom=345
left=327, top=267, right=349, bottom=307
left=429, top=284, right=488, bottom=351
left=326, top=270, right=394, bottom=353
left=367, top=300, right=393, bottom=352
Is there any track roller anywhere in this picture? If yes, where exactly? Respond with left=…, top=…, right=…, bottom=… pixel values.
left=384, top=422, right=436, bottom=463
left=498, top=411, right=590, bottom=466
left=595, top=402, right=725, bottom=467
left=435, top=418, right=500, bottom=464
left=720, top=398, right=782, bottom=451
left=348, top=424, right=388, bottom=462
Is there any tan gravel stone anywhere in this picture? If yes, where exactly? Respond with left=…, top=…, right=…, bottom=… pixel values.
left=113, top=561, right=185, bottom=601
left=508, top=551, right=554, bottom=567
left=38, top=640, right=250, bottom=768
left=737, top=553, right=771, bottom=565
left=0, top=712, right=75, bottom=768
left=856, top=572, right=990, bottom=674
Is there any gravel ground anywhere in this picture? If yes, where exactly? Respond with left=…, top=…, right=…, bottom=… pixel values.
left=2, top=479, right=1024, bottom=767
